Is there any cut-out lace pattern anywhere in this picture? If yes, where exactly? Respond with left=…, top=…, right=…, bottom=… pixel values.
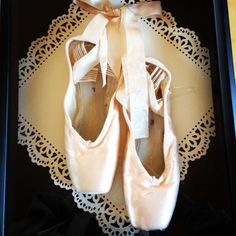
left=18, top=2, right=216, bottom=235
left=122, top=0, right=210, bottom=75
left=19, top=4, right=89, bottom=88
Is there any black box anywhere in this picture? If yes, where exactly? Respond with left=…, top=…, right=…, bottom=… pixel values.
left=1, top=0, right=236, bottom=235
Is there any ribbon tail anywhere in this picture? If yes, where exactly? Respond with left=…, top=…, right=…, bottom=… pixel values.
left=120, top=7, right=149, bottom=139
left=128, top=1, right=162, bottom=17
left=99, top=29, right=108, bottom=87
left=79, top=14, right=108, bottom=44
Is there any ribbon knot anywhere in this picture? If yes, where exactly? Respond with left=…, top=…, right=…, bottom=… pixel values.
left=74, top=0, right=121, bottom=18
left=71, top=0, right=162, bottom=139
left=102, top=5, right=120, bottom=17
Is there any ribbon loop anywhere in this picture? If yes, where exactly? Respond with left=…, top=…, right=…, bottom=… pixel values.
left=74, top=0, right=120, bottom=18
left=67, top=13, right=108, bottom=85
left=74, top=0, right=162, bottom=18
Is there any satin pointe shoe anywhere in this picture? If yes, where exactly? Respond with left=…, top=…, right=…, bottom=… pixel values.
left=64, top=30, right=121, bottom=194
left=122, top=57, right=180, bottom=230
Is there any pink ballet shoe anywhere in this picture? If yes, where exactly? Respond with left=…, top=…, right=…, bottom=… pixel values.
left=123, top=57, right=180, bottom=230
left=64, top=37, right=121, bottom=194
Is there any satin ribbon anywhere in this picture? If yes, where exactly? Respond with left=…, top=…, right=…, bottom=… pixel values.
left=72, top=0, right=162, bottom=139
left=74, top=0, right=162, bottom=17
left=71, top=14, right=108, bottom=86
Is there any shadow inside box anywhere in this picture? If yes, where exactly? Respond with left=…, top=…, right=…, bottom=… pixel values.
left=8, top=190, right=234, bottom=236
left=6, top=140, right=234, bottom=236
left=7, top=143, right=234, bottom=236
left=3, top=0, right=236, bottom=235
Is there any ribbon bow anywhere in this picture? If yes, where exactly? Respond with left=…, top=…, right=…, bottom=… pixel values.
left=75, top=0, right=161, bottom=18
left=71, top=0, right=162, bottom=139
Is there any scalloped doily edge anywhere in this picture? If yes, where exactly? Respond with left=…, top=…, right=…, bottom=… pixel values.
left=17, top=2, right=216, bottom=235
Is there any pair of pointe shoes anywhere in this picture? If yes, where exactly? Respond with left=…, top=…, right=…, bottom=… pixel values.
left=64, top=38, right=180, bottom=230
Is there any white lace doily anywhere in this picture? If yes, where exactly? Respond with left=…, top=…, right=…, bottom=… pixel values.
left=18, top=1, right=215, bottom=235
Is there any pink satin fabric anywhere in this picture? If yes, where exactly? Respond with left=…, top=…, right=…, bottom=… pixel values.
left=64, top=14, right=121, bottom=193
left=64, top=0, right=180, bottom=230
left=123, top=58, right=180, bottom=230
left=73, top=0, right=162, bottom=139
